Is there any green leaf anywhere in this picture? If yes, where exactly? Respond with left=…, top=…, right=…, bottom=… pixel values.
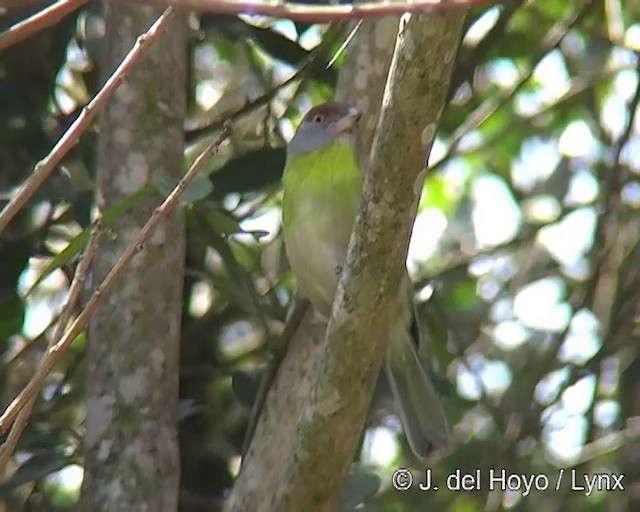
left=26, top=185, right=156, bottom=296
left=444, top=277, right=479, bottom=313
left=247, top=25, right=336, bottom=85
left=341, top=470, right=381, bottom=511
left=211, top=147, right=286, bottom=198
left=0, top=451, right=68, bottom=495
left=207, top=210, right=245, bottom=236
left=533, top=0, right=571, bottom=19
left=231, top=369, right=263, bottom=407
left=206, top=210, right=270, bottom=242
left=16, top=423, right=66, bottom=453
left=248, top=24, right=309, bottom=67
left=199, top=16, right=335, bottom=84
left=153, top=170, right=214, bottom=205
left=0, top=297, right=24, bottom=342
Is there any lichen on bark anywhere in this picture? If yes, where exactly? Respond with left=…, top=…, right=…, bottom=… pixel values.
left=80, top=5, right=187, bottom=511
left=225, top=8, right=467, bottom=512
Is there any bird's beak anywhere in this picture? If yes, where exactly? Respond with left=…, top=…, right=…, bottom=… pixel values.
left=330, top=107, right=361, bottom=136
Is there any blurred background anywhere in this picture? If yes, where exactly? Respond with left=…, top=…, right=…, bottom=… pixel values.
left=1, top=0, right=640, bottom=510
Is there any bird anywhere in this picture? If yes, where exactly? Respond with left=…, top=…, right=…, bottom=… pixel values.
left=281, top=101, right=449, bottom=461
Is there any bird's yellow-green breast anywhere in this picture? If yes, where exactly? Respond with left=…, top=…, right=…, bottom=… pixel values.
left=282, top=141, right=362, bottom=315
left=281, top=102, right=450, bottom=460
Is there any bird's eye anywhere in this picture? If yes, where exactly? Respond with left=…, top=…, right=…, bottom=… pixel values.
left=312, top=114, right=324, bottom=124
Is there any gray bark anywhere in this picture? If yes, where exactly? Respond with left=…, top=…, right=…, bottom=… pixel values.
left=225, top=9, right=466, bottom=512
left=80, top=4, right=187, bottom=511
left=336, top=16, right=400, bottom=158
left=273, top=11, right=467, bottom=511
left=223, top=18, right=399, bottom=512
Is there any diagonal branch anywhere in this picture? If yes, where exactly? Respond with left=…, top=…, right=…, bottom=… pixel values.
left=224, top=16, right=401, bottom=511
left=0, top=0, right=88, bottom=53
left=185, top=21, right=351, bottom=140
left=432, top=0, right=595, bottom=169
left=0, top=217, right=101, bottom=475
left=0, top=124, right=231, bottom=436
left=125, top=0, right=489, bottom=21
left=0, top=7, right=176, bottom=235
left=273, top=11, right=467, bottom=511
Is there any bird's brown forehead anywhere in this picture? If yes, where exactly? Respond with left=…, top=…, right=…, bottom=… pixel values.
left=303, top=102, right=351, bottom=121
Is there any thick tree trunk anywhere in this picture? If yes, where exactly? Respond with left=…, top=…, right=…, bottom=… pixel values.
left=223, top=18, right=399, bottom=512
left=224, top=9, right=466, bottom=512
left=335, top=16, right=399, bottom=158
left=222, top=18, right=399, bottom=512
left=80, top=4, right=187, bottom=511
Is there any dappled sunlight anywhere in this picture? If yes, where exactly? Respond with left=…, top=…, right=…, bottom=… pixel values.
left=3, top=0, right=640, bottom=509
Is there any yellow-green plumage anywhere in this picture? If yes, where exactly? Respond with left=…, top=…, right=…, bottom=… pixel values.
left=282, top=142, right=361, bottom=316
left=282, top=102, right=448, bottom=461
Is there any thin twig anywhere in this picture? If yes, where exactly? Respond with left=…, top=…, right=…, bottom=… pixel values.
left=186, top=21, right=350, bottom=139
left=0, top=7, right=176, bottom=235
left=586, top=56, right=640, bottom=311
left=240, top=297, right=309, bottom=462
left=537, top=56, right=640, bottom=421
left=415, top=222, right=549, bottom=288
left=4, top=311, right=62, bottom=366
left=431, top=0, right=594, bottom=170
left=0, top=218, right=101, bottom=475
left=0, top=124, right=231, bottom=436
left=576, top=417, right=640, bottom=465
left=0, top=0, right=88, bottom=53
left=126, top=0, right=489, bottom=21
left=447, top=0, right=524, bottom=101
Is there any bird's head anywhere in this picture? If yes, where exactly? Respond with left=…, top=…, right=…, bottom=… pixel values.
left=288, top=102, right=361, bottom=156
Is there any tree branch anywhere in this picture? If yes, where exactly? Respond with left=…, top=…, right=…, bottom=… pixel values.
left=125, top=0, right=487, bottom=21
left=335, top=15, right=399, bottom=157
left=431, top=0, right=594, bottom=170
left=273, top=11, right=467, bottom=511
left=0, top=217, right=100, bottom=476
left=0, top=7, right=175, bottom=235
left=0, top=124, right=230, bottom=436
left=185, top=21, right=350, bottom=140
left=0, top=0, right=88, bottom=53
left=223, top=14, right=401, bottom=511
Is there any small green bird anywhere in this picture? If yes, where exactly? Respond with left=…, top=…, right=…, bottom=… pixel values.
left=282, top=102, right=449, bottom=461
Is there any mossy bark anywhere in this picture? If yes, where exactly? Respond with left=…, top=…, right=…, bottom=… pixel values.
left=225, top=8, right=467, bottom=512
left=80, top=5, right=187, bottom=511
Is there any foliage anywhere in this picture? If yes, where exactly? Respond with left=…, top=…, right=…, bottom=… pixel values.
left=1, top=0, right=640, bottom=510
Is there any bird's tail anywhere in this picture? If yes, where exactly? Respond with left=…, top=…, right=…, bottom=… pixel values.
left=384, top=320, right=449, bottom=462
